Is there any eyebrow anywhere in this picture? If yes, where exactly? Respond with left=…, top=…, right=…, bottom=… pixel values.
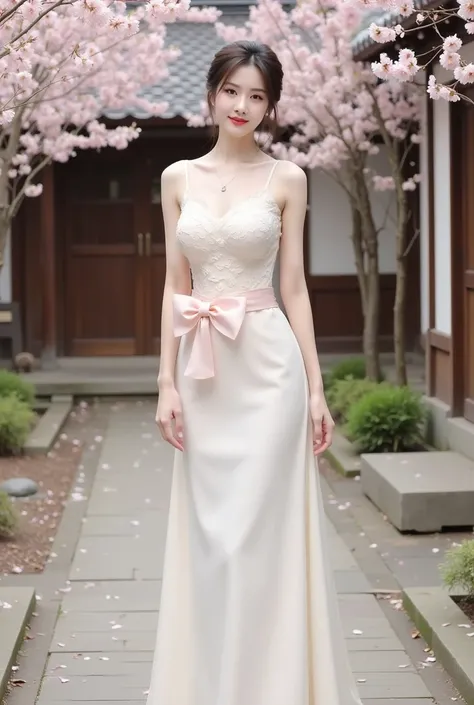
left=225, top=81, right=266, bottom=93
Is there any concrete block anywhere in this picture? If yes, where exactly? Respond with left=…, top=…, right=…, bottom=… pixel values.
left=0, top=587, right=36, bottom=699
left=423, top=395, right=451, bottom=450
left=403, top=586, right=474, bottom=705
left=24, top=398, right=72, bottom=454
left=447, top=417, right=474, bottom=462
left=360, top=451, right=474, bottom=532
left=325, top=429, right=362, bottom=477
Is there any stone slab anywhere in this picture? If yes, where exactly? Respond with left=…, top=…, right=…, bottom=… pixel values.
left=362, top=700, right=434, bottom=705
left=52, top=610, right=159, bottom=636
left=48, top=632, right=156, bottom=653
left=333, top=569, right=373, bottom=594
left=81, top=512, right=168, bottom=537
left=24, top=398, right=73, bottom=454
left=360, top=450, right=474, bottom=532
left=0, top=587, right=36, bottom=699
left=38, top=674, right=150, bottom=701
left=69, top=537, right=166, bottom=581
left=354, top=672, right=431, bottom=699
left=403, top=586, right=474, bottom=705
left=346, top=637, right=406, bottom=652
left=324, top=429, right=362, bottom=477
left=61, top=580, right=162, bottom=613
left=349, top=650, right=416, bottom=672
left=46, top=652, right=153, bottom=676
left=342, top=616, right=399, bottom=640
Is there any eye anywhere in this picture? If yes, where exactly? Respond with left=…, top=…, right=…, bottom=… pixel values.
left=252, top=94, right=264, bottom=100
left=224, top=88, right=236, bottom=95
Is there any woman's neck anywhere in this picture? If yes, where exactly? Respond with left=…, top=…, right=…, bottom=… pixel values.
left=209, top=133, right=262, bottom=164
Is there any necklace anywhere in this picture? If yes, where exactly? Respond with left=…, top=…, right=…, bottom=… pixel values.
left=215, top=170, right=238, bottom=193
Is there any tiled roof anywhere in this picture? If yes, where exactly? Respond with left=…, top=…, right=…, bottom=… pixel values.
left=103, top=9, right=249, bottom=120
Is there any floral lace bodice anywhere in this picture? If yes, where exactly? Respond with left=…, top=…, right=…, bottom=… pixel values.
left=176, top=161, right=282, bottom=299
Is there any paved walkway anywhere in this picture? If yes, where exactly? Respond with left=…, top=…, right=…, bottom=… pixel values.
left=5, top=399, right=465, bottom=705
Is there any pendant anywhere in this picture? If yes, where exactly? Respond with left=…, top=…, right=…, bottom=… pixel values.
left=221, top=185, right=226, bottom=192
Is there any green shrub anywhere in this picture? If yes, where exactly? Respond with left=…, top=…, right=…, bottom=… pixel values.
left=440, top=539, right=474, bottom=597
left=0, top=370, right=35, bottom=406
left=346, top=385, right=425, bottom=453
left=0, top=396, right=36, bottom=456
left=0, top=491, right=18, bottom=538
left=329, top=357, right=367, bottom=386
left=328, top=377, right=388, bottom=422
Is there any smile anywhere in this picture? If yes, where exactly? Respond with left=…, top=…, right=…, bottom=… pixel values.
left=228, top=117, right=248, bottom=126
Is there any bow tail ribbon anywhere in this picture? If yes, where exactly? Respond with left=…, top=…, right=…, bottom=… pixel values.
left=187, top=316, right=215, bottom=379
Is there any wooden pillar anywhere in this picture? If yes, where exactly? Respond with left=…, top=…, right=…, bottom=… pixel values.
left=40, top=164, right=58, bottom=368
left=426, top=90, right=435, bottom=398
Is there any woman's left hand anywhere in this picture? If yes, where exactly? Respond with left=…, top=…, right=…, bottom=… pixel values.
left=310, top=395, right=335, bottom=456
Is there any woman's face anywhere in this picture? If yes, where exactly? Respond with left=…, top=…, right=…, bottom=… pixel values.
left=211, top=64, right=269, bottom=138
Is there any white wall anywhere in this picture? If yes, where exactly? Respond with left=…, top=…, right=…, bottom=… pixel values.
left=419, top=94, right=430, bottom=334
left=308, top=146, right=396, bottom=276
left=0, top=232, right=12, bottom=303
left=432, top=99, right=452, bottom=335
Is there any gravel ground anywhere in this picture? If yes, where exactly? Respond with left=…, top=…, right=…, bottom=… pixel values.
left=0, top=404, right=90, bottom=575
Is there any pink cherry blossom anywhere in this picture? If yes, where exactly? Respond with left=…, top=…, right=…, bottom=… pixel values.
left=0, top=0, right=220, bottom=262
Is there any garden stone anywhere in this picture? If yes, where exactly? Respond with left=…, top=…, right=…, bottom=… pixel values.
left=361, top=450, right=474, bottom=532
left=0, top=477, right=39, bottom=497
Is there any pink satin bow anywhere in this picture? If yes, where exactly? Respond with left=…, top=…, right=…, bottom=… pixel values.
left=173, top=294, right=247, bottom=379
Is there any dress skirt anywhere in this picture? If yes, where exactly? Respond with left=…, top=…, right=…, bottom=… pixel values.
left=146, top=306, right=363, bottom=705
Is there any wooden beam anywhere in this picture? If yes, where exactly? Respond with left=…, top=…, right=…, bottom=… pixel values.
left=40, top=164, right=58, bottom=367
left=426, top=86, right=436, bottom=397
left=450, top=100, right=465, bottom=416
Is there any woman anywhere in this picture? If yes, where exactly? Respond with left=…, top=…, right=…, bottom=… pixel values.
left=151, top=39, right=363, bottom=705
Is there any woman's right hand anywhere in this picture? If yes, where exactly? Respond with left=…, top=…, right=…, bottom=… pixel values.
left=156, top=385, right=184, bottom=452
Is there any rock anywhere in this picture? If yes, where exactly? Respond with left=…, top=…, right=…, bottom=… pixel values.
left=0, top=477, right=39, bottom=497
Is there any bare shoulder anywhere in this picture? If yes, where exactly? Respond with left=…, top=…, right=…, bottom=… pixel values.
left=276, top=160, right=307, bottom=188
left=274, top=160, right=307, bottom=213
left=161, top=160, right=188, bottom=206
left=161, top=159, right=187, bottom=185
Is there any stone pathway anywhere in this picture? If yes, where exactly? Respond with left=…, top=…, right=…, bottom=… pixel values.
left=4, top=399, right=466, bottom=705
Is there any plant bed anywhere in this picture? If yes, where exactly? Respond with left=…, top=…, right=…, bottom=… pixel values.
left=453, top=595, right=474, bottom=623
left=0, top=407, right=86, bottom=574
left=403, top=587, right=474, bottom=705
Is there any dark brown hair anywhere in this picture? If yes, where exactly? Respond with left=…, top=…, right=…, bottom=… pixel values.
left=206, top=40, right=283, bottom=140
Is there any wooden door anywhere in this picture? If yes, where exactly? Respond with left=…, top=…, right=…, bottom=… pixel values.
left=460, top=101, right=474, bottom=422
left=64, top=148, right=144, bottom=355
left=62, top=133, right=207, bottom=356
left=138, top=137, right=204, bottom=354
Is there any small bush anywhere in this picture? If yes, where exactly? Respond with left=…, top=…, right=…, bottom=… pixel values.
left=0, top=491, right=18, bottom=538
left=0, top=369, right=35, bottom=406
left=346, top=385, right=425, bottom=453
left=0, top=396, right=36, bottom=456
left=328, top=377, right=388, bottom=423
left=440, top=539, right=474, bottom=597
left=329, top=357, right=367, bottom=386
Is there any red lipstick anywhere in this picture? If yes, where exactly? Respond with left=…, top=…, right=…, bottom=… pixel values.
left=229, top=116, right=248, bottom=126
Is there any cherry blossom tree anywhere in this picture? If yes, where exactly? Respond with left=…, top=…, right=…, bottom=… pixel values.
left=358, top=0, right=474, bottom=103
left=0, top=0, right=219, bottom=268
left=197, top=0, right=420, bottom=384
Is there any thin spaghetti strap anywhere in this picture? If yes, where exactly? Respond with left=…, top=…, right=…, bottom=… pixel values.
left=264, top=160, right=279, bottom=190
left=184, top=159, right=189, bottom=191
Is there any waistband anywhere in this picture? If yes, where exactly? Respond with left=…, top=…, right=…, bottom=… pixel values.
left=172, top=287, right=279, bottom=379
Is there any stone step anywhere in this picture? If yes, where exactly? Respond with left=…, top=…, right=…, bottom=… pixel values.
left=360, top=450, right=474, bottom=532
left=0, top=587, right=36, bottom=699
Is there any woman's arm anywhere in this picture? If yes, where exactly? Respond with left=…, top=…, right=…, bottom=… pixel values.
left=278, top=161, right=334, bottom=453
left=155, top=161, right=192, bottom=451
left=157, top=161, right=192, bottom=391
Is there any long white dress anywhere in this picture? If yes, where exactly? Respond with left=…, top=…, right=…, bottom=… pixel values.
left=146, top=159, right=364, bottom=705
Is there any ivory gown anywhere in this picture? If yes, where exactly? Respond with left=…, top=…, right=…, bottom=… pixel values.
left=146, top=159, right=364, bottom=705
